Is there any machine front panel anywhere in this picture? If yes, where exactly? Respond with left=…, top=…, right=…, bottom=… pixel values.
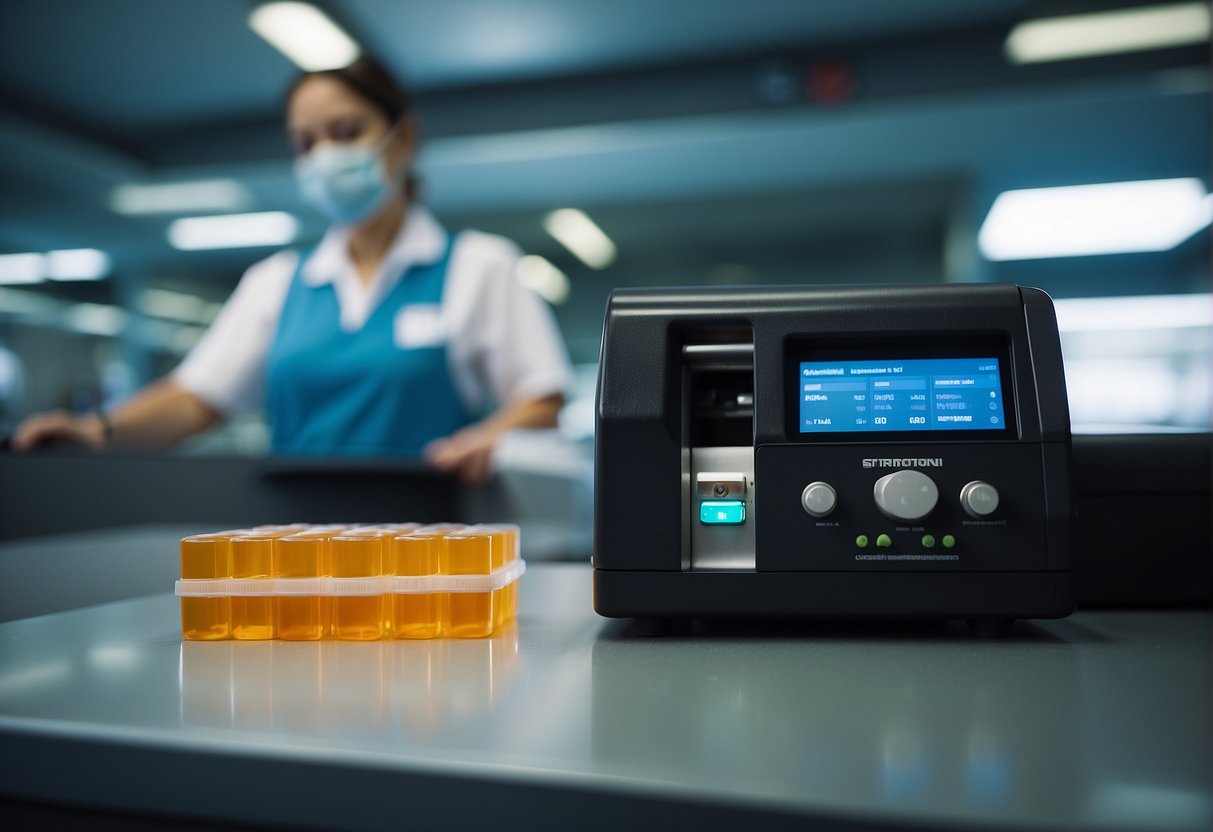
left=754, top=443, right=1050, bottom=572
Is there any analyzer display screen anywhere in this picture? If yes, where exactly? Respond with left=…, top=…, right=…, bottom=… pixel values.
left=798, top=356, right=1008, bottom=434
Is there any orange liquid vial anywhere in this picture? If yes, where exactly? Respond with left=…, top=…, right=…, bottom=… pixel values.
left=275, top=531, right=331, bottom=640
left=180, top=533, right=233, bottom=640
left=477, top=526, right=508, bottom=627
left=478, top=524, right=520, bottom=625
left=231, top=534, right=276, bottom=640
left=419, top=523, right=465, bottom=534
left=503, top=525, right=520, bottom=622
left=375, top=523, right=424, bottom=534
left=441, top=532, right=494, bottom=638
left=331, top=533, right=386, bottom=641
left=391, top=533, right=441, bottom=639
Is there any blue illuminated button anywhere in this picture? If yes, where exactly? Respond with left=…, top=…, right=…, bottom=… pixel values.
left=700, top=500, right=746, bottom=525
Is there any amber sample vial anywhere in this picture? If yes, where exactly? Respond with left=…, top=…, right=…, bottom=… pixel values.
left=480, top=523, right=520, bottom=624
left=502, top=525, right=520, bottom=622
left=180, top=533, right=233, bottom=640
left=472, top=525, right=509, bottom=627
left=231, top=533, right=276, bottom=640
left=275, top=531, right=331, bottom=640
left=441, top=532, right=494, bottom=638
left=390, top=533, right=442, bottom=639
left=331, top=532, right=387, bottom=641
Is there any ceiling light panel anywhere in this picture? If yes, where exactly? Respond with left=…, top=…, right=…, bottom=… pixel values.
left=110, top=180, right=252, bottom=216
left=1006, top=3, right=1211, bottom=64
left=979, top=178, right=1211, bottom=260
left=168, top=212, right=299, bottom=251
left=543, top=208, right=617, bottom=269
left=249, top=2, right=361, bottom=71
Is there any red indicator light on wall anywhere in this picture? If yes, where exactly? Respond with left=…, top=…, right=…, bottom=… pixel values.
left=806, top=58, right=856, bottom=105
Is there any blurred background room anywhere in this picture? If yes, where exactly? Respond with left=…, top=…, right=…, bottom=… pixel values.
left=0, top=0, right=1208, bottom=551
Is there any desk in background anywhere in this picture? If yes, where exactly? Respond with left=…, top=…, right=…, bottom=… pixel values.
left=1, top=433, right=1206, bottom=607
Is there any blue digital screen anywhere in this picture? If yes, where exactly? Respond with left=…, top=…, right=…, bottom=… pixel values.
left=798, top=357, right=1008, bottom=433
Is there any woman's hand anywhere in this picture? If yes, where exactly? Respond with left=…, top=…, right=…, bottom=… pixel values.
left=424, top=394, right=563, bottom=487
left=12, top=410, right=107, bottom=452
left=12, top=381, right=221, bottom=453
left=424, top=426, right=497, bottom=487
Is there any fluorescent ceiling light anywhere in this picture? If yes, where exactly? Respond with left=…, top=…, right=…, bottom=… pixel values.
left=0, top=288, right=209, bottom=350
left=249, top=2, right=361, bottom=71
left=1054, top=293, right=1212, bottom=332
left=65, top=303, right=127, bottom=337
left=516, top=255, right=570, bottom=304
left=0, top=249, right=110, bottom=283
left=0, top=253, right=45, bottom=284
left=111, top=179, right=252, bottom=215
left=978, top=178, right=1211, bottom=261
left=543, top=208, right=616, bottom=269
left=1006, top=3, right=1211, bottom=64
left=168, top=211, right=299, bottom=251
left=138, top=288, right=221, bottom=324
left=46, top=249, right=110, bottom=281
left=0, top=287, right=55, bottom=315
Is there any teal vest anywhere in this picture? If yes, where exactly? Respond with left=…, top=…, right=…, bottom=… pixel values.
left=266, top=236, right=472, bottom=457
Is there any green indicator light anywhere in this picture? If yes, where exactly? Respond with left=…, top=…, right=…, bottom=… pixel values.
left=700, top=500, right=746, bottom=525
left=855, top=535, right=869, bottom=548
left=942, top=534, right=956, bottom=549
left=921, top=534, right=936, bottom=548
left=876, top=534, right=893, bottom=548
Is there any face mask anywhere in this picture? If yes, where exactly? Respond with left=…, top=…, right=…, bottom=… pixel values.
left=294, top=130, right=400, bottom=226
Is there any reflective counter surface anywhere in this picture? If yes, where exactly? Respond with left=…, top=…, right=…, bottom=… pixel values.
left=0, top=562, right=1209, bottom=831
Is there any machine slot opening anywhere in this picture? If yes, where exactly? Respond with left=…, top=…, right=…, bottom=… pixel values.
left=683, top=342, right=754, bottom=447
left=683, top=338, right=756, bottom=571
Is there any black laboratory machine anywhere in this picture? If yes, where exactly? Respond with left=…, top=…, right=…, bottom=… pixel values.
left=593, top=284, right=1073, bottom=634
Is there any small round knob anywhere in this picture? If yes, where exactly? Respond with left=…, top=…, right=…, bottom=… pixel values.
left=960, top=481, right=1000, bottom=518
left=801, top=481, right=837, bottom=518
left=873, top=470, right=938, bottom=522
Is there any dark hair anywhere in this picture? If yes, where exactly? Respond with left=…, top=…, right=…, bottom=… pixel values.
left=287, top=55, right=419, bottom=199
left=287, top=55, right=410, bottom=123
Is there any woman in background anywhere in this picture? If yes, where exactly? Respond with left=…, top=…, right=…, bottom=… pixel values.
left=14, top=57, right=571, bottom=485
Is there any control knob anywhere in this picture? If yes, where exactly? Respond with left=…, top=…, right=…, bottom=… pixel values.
left=801, top=482, right=837, bottom=518
left=960, top=481, right=1000, bottom=518
left=873, top=470, right=939, bottom=522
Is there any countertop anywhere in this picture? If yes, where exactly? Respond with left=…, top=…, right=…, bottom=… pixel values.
left=0, top=563, right=1209, bottom=831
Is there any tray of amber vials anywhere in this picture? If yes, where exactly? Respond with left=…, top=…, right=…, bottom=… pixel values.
left=176, top=523, right=523, bottom=640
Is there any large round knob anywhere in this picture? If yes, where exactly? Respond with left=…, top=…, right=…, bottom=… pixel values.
left=960, top=481, right=1000, bottom=518
left=873, top=470, right=939, bottom=522
left=801, top=481, right=837, bottom=517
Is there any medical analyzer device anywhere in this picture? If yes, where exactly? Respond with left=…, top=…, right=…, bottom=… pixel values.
left=593, top=284, right=1073, bottom=635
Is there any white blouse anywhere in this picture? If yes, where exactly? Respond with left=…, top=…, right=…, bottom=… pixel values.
left=174, top=207, right=573, bottom=419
